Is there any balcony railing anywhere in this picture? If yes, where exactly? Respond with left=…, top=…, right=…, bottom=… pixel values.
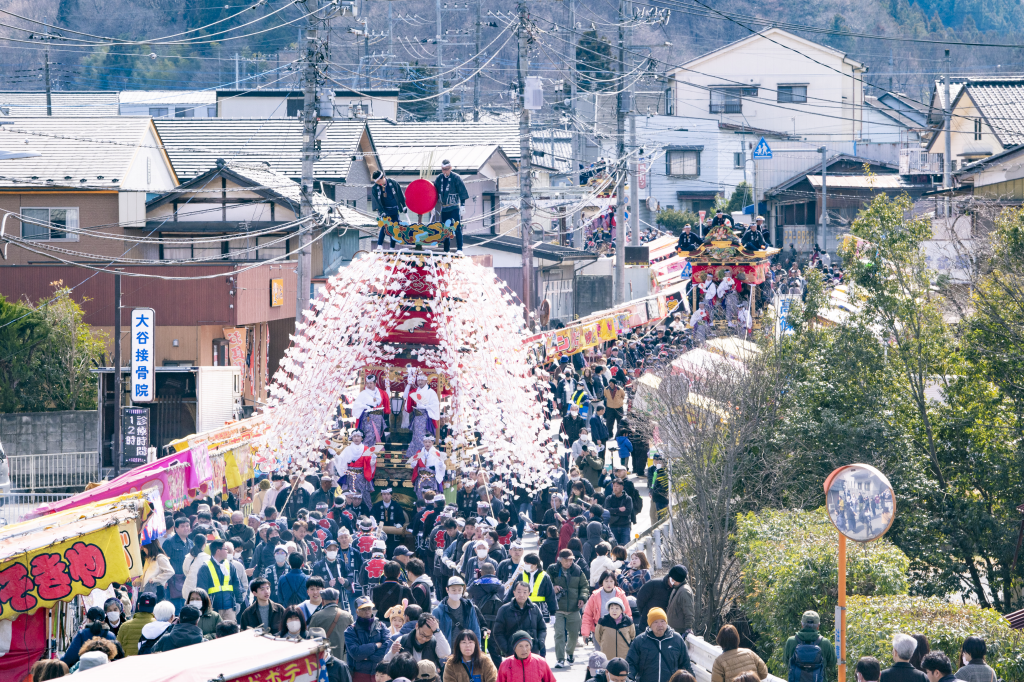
left=900, top=148, right=944, bottom=175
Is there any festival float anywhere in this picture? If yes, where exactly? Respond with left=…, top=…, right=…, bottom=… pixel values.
left=678, top=223, right=780, bottom=322
left=256, top=179, right=550, bottom=516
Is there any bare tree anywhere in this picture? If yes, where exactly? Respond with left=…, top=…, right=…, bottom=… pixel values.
left=635, top=348, right=786, bottom=638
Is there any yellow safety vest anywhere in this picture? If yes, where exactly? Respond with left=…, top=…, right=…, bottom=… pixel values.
left=206, top=560, right=233, bottom=595
left=521, top=571, right=546, bottom=602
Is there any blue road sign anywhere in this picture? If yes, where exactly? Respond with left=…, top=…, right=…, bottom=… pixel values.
left=752, top=137, right=773, bottom=160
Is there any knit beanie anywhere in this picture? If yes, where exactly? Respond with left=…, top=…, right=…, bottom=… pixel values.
left=510, top=630, right=533, bottom=652
left=647, top=607, right=668, bottom=625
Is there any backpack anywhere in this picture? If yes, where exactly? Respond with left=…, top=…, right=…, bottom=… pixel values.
left=788, top=636, right=825, bottom=682
left=477, top=589, right=504, bottom=628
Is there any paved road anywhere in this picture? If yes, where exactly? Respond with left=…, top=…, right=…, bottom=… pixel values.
left=516, top=463, right=655, bottom=682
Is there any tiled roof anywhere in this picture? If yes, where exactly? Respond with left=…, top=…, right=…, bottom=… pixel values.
left=367, top=119, right=524, bottom=163
left=964, top=80, right=1024, bottom=147
left=865, top=96, right=926, bottom=130
left=119, top=90, right=217, bottom=105
left=376, top=145, right=510, bottom=174
left=531, top=129, right=573, bottom=174
left=0, top=91, right=119, bottom=117
left=154, top=119, right=369, bottom=180
left=0, top=117, right=154, bottom=189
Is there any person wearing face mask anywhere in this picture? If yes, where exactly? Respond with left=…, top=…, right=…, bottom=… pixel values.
left=561, top=402, right=587, bottom=448
left=503, top=554, right=557, bottom=619
left=102, top=597, right=125, bottom=635
left=239, top=577, right=287, bottom=632
left=224, top=539, right=250, bottom=611
left=337, top=529, right=364, bottom=611
left=279, top=605, right=311, bottom=641
left=263, top=543, right=291, bottom=602
left=314, top=539, right=345, bottom=588
left=185, top=588, right=223, bottom=639
left=571, top=429, right=593, bottom=465
left=432, top=576, right=482, bottom=644
left=461, top=540, right=499, bottom=582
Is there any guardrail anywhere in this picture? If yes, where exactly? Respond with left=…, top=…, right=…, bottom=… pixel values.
left=686, top=634, right=786, bottom=682
left=8, top=451, right=101, bottom=491
left=0, top=492, right=73, bottom=524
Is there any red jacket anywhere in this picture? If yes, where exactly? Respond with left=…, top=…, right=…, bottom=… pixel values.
left=497, top=654, right=556, bottom=682
left=558, top=519, right=575, bottom=552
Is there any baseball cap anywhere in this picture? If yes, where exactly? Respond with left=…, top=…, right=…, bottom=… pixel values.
left=801, top=610, right=820, bottom=628
left=77, top=651, right=109, bottom=671
left=589, top=652, right=608, bottom=673
left=606, top=658, right=629, bottom=676
left=417, top=660, right=438, bottom=680
left=324, top=539, right=340, bottom=549
left=392, top=545, right=411, bottom=557
left=179, top=605, right=202, bottom=623
left=447, top=576, right=466, bottom=587
left=137, top=592, right=158, bottom=613
left=355, top=596, right=375, bottom=610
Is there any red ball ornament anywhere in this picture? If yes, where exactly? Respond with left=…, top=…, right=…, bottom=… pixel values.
left=405, top=178, right=438, bottom=216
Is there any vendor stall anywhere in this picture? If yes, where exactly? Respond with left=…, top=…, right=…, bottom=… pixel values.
left=70, top=630, right=327, bottom=682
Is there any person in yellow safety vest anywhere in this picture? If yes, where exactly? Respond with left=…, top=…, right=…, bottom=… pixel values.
left=198, top=539, right=243, bottom=620
left=502, top=553, right=557, bottom=617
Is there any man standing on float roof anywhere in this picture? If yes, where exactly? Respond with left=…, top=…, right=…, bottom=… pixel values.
left=371, top=170, right=405, bottom=250
left=434, top=159, right=469, bottom=254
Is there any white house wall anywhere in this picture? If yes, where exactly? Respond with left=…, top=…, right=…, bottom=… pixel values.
left=669, top=30, right=863, bottom=142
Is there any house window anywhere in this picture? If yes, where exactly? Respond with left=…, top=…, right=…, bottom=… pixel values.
left=174, top=107, right=194, bottom=118
left=287, top=99, right=304, bottom=117
left=257, top=236, right=287, bottom=261
left=21, top=208, right=78, bottom=241
left=777, top=85, right=808, bottom=104
left=734, top=152, right=745, bottom=168
left=665, top=87, right=674, bottom=115
left=149, top=107, right=168, bottom=117
left=667, top=150, right=700, bottom=178
left=207, top=106, right=218, bottom=117
left=974, top=118, right=982, bottom=141
left=710, top=87, right=755, bottom=114
left=227, top=236, right=258, bottom=260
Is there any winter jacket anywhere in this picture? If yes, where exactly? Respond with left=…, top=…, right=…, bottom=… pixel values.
left=545, top=562, right=590, bottom=613
left=577, top=452, right=604, bottom=487
left=710, top=648, right=768, bottom=682
left=410, top=574, right=434, bottom=613
left=137, top=620, right=173, bottom=655
left=558, top=519, right=575, bottom=553
left=539, top=537, right=559, bottom=570
left=492, top=599, right=546, bottom=657
left=581, top=587, right=632, bottom=637
left=278, top=568, right=309, bottom=606
left=497, top=654, right=556, bottom=682
left=782, top=628, right=836, bottom=673
left=117, top=612, right=155, bottom=656
left=62, top=625, right=119, bottom=667
left=308, top=603, right=353, bottom=660
left=391, top=630, right=446, bottom=666
left=590, top=415, right=610, bottom=443
left=373, top=580, right=414, bottom=619
left=444, top=655, right=498, bottom=682
left=626, top=626, right=693, bottom=682
left=239, top=599, right=287, bottom=632
left=604, top=492, right=634, bottom=528
left=582, top=522, right=604, bottom=564
left=595, top=614, right=636, bottom=660
left=198, top=609, right=223, bottom=639
left=371, top=178, right=407, bottom=214
left=344, top=617, right=393, bottom=675
left=561, top=414, right=586, bottom=446
left=433, top=596, right=482, bottom=643
left=468, top=576, right=507, bottom=628
left=666, top=583, right=694, bottom=633
left=635, top=576, right=673, bottom=626
left=152, top=622, right=204, bottom=653
left=197, top=559, right=243, bottom=611
left=618, top=568, right=651, bottom=597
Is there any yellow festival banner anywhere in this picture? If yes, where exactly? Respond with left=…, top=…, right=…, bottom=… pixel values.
left=596, top=317, right=618, bottom=342
left=0, top=525, right=130, bottom=619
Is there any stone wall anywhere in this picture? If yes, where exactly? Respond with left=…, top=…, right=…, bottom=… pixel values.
left=0, top=411, right=98, bottom=456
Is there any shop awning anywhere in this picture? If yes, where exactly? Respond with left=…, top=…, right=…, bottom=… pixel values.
left=0, top=493, right=151, bottom=620
left=706, top=337, right=761, bottom=362
left=71, top=630, right=326, bottom=682
left=647, top=235, right=678, bottom=261
left=670, top=348, right=745, bottom=379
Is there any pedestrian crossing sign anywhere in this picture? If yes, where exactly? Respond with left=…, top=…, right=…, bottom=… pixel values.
left=752, top=137, right=773, bottom=160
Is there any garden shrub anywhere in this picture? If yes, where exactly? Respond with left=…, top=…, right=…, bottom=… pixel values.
left=846, top=594, right=1024, bottom=682
left=733, top=508, right=910, bottom=674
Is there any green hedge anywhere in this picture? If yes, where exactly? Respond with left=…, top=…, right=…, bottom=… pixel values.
left=733, top=508, right=910, bottom=675
left=847, top=595, right=1024, bottom=682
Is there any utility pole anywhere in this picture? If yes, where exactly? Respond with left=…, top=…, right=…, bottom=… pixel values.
left=388, top=2, right=394, bottom=88
left=819, top=146, right=828, bottom=250
left=473, top=0, right=481, bottom=121
left=614, top=0, right=626, bottom=305
left=568, top=0, right=580, bottom=239
left=44, top=50, right=52, bottom=116
left=112, top=271, right=122, bottom=477
left=235, top=53, right=240, bottom=87
left=297, top=0, right=325, bottom=323
left=436, top=0, right=444, bottom=121
left=630, top=114, right=639, bottom=247
left=364, top=17, right=370, bottom=88
left=517, top=2, right=534, bottom=323
left=943, top=48, right=952, bottom=219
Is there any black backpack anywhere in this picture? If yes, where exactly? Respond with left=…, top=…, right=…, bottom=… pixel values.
left=478, top=590, right=504, bottom=628
left=788, top=636, right=825, bottom=682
